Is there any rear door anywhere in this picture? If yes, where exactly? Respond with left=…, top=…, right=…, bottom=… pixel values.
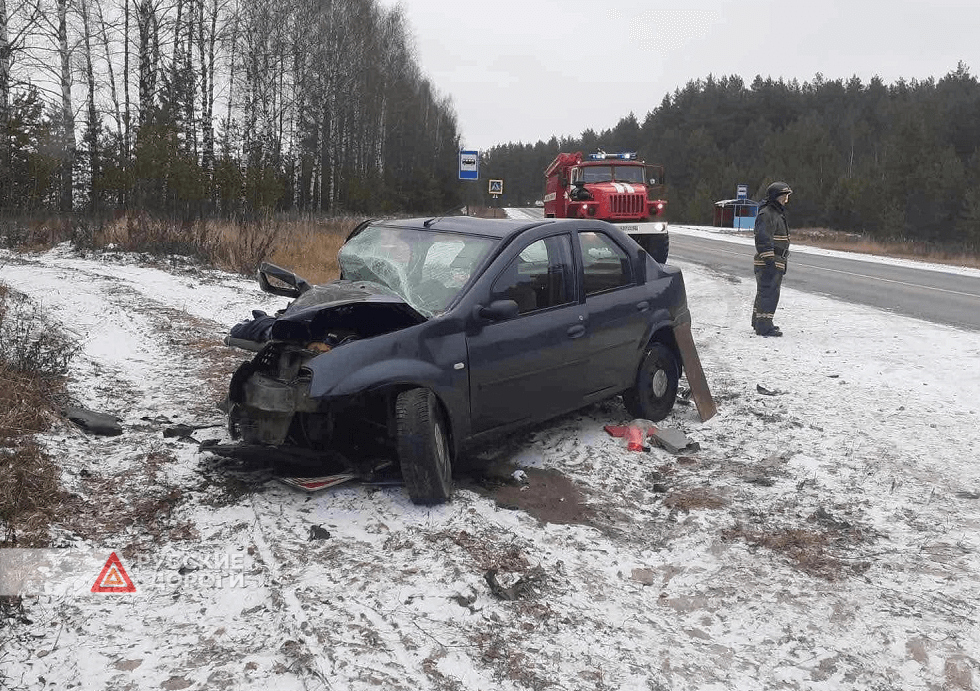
left=575, top=229, right=651, bottom=396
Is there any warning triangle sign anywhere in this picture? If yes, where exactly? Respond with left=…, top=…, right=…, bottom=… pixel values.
left=91, top=552, right=136, bottom=593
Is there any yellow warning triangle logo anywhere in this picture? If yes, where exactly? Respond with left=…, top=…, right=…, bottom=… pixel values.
left=91, top=552, right=136, bottom=593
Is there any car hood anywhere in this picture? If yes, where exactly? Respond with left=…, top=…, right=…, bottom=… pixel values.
left=269, top=280, right=428, bottom=342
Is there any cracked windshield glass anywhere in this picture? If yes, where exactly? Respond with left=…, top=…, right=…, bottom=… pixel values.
left=338, top=224, right=497, bottom=317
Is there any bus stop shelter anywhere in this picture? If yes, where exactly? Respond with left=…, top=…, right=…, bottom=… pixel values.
left=713, top=198, right=759, bottom=230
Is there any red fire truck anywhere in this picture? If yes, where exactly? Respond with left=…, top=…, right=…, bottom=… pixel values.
left=543, top=151, right=669, bottom=263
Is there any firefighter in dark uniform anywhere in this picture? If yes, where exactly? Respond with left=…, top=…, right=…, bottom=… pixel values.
left=752, top=181, right=792, bottom=337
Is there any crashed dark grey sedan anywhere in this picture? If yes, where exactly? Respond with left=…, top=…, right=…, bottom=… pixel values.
left=223, top=216, right=691, bottom=504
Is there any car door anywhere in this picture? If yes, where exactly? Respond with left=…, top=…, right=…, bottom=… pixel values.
left=466, top=233, right=587, bottom=433
left=576, top=229, right=652, bottom=396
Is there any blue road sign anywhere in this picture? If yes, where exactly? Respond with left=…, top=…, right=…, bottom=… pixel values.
left=459, top=150, right=479, bottom=180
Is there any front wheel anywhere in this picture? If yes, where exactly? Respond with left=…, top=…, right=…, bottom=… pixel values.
left=635, top=234, right=669, bottom=264
left=395, top=388, right=453, bottom=505
left=623, top=343, right=680, bottom=422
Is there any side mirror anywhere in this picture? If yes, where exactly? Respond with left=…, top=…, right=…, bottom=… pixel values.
left=472, top=299, right=519, bottom=322
left=258, top=262, right=313, bottom=298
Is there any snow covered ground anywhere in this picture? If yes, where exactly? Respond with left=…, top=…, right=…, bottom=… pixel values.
left=1, top=234, right=978, bottom=691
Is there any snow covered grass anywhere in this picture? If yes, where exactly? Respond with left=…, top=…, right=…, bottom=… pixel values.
left=0, top=240, right=978, bottom=690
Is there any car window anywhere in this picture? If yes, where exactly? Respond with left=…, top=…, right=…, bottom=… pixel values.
left=579, top=231, right=633, bottom=295
left=490, top=235, right=574, bottom=316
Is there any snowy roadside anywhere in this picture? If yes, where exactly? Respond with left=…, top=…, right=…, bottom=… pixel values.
left=1, top=242, right=978, bottom=690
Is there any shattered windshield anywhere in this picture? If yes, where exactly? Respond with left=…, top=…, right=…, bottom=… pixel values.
left=338, top=224, right=498, bottom=317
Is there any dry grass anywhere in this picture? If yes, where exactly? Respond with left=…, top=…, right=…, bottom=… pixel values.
left=88, top=214, right=359, bottom=282
left=0, top=284, right=76, bottom=547
left=0, top=365, right=67, bottom=547
left=662, top=487, right=728, bottom=512
left=793, top=227, right=980, bottom=269
left=0, top=437, right=66, bottom=547
left=261, top=217, right=356, bottom=284
left=722, top=523, right=842, bottom=580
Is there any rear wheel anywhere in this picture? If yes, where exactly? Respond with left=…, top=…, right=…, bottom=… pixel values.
left=395, top=388, right=453, bottom=505
left=623, top=343, right=680, bottom=422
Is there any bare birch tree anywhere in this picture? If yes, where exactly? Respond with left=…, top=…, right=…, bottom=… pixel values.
left=79, top=0, right=99, bottom=208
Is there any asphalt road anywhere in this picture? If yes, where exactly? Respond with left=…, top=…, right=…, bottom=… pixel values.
left=668, top=227, right=980, bottom=332
left=509, top=209, right=980, bottom=331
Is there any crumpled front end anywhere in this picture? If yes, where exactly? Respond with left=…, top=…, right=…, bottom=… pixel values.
left=225, top=284, right=428, bottom=451
left=228, top=343, right=320, bottom=446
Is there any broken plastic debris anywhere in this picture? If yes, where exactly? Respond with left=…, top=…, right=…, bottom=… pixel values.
left=651, top=428, right=693, bottom=454
left=64, top=406, right=123, bottom=436
left=275, top=474, right=357, bottom=492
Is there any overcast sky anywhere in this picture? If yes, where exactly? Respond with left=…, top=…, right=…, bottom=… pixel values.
left=379, top=0, right=979, bottom=153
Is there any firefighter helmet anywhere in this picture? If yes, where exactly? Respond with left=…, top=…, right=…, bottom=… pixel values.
left=766, top=181, right=793, bottom=199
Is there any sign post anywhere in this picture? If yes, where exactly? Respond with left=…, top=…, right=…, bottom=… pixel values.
left=488, top=179, right=503, bottom=218
left=736, top=183, right=748, bottom=200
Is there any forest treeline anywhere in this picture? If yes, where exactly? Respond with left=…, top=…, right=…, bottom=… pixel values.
left=2, top=0, right=979, bottom=249
left=0, top=0, right=462, bottom=220
left=482, top=65, right=980, bottom=248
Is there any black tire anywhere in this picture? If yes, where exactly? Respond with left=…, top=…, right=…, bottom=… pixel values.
left=651, top=235, right=669, bottom=265
left=395, top=388, right=453, bottom=505
left=636, top=234, right=669, bottom=264
left=623, top=343, right=680, bottom=422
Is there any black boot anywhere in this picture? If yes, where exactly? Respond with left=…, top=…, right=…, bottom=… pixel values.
left=755, top=319, right=782, bottom=337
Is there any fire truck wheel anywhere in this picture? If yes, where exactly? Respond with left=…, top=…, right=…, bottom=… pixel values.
left=396, top=388, right=454, bottom=505
left=650, top=235, right=669, bottom=264
left=623, top=343, right=680, bottom=422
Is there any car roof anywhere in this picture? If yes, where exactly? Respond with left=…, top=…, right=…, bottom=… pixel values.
left=372, top=216, right=554, bottom=242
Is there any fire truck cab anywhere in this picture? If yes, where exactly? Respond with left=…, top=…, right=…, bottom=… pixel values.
left=543, top=151, right=669, bottom=263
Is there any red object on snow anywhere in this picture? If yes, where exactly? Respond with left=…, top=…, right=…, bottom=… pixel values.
left=626, top=426, right=645, bottom=451
left=603, top=423, right=657, bottom=451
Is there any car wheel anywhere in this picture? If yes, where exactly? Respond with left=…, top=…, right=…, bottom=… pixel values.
left=623, top=343, right=680, bottom=422
left=395, top=388, right=453, bottom=505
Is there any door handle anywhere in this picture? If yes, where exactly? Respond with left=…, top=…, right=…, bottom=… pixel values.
left=567, top=324, right=586, bottom=338
left=636, top=301, right=649, bottom=312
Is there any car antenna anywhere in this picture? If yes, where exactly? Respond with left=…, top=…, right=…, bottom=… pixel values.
left=423, top=216, right=442, bottom=228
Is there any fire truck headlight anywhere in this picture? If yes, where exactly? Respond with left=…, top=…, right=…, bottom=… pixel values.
left=651, top=222, right=666, bottom=232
